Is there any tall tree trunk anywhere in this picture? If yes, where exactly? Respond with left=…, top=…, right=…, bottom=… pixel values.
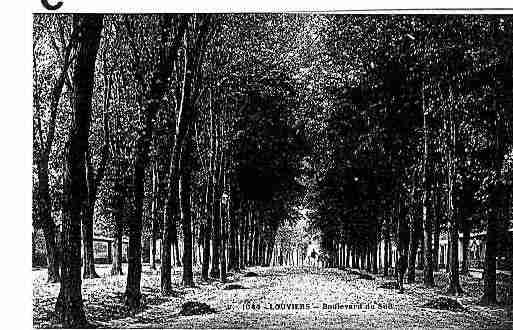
left=420, top=125, right=430, bottom=277
left=396, top=193, right=410, bottom=274
left=481, top=91, right=507, bottom=303
left=423, top=192, right=434, bottom=286
left=247, top=208, right=254, bottom=266
left=220, top=210, right=227, bottom=282
left=161, top=181, right=177, bottom=288
left=366, top=244, right=372, bottom=272
left=407, top=215, right=419, bottom=283
left=55, top=14, right=103, bottom=327
left=481, top=186, right=500, bottom=304
left=162, top=187, right=182, bottom=290
left=218, top=128, right=228, bottom=281
left=150, top=223, right=157, bottom=269
left=173, top=225, right=181, bottom=267
left=159, top=15, right=190, bottom=295
left=418, top=237, right=425, bottom=270
left=388, top=238, right=393, bottom=272
left=461, top=218, right=471, bottom=275
left=125, top=148, right=145, bottom=310
left=433, top=187, right=440, bottom=272
left=351, top=244, right=356, bottom=268
left=210, top=121, right=221, bottom=278
left=446, top=98, right=463, bottom=296
left=110, top=162, right=125, bottom=275
left=38, top=160, right=61, bottom=283
left=180, top=135, right=194, bottom=287
left=259, top=237, right=265, bottom=266
left=266, top=236, right=275, bottom=266
left=228, top=203, right=238, bottom=271
left=358, top=247, right=363, bottom=269
left=201, top=89, right=215, bottom=280
left=383, top=219, right=390, bottom=276
left=81, top=204, right=99, bottom=279
left=422, top=95, right=434, bottom=286
left=446, top=235, right=451, bottom=273
left=192, top=224, right=198, bottom=266
left=481, top=18, right=511, bottom=305
left=161, top=189, right=175, bottom=294
left=372, top=240, right=378, bottom=274
left=252, top=216, right=260, bottom=265
left=341, top=243, right=346, bottom=268
left=447, top=212, right=463, bottom=294
left=239, top=210, right=247, bottom=269
left=358, top=246, right=363, bottom=269
left=110, top=210, right=124, bottom=275
left=345, top=243, right=351, bottom=268
left=261, top=238, right=268, bottom=266
left=150, top=161, right=158, bottom=270
left=162, top=154, right=180, bottom=292
left=210, top=183, right=221, bottom=278
left=201, top=182, right=212, bottom=280
left=82, top=84, right=110, bottom=279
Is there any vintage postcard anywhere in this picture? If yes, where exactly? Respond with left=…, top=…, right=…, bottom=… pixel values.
left=25, top=1, right=513, bottom=328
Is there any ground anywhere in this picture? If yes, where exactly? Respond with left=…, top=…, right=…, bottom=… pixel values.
left=33, top=264, right=513, bottom=328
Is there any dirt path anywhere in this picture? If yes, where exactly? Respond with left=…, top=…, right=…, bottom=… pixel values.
left=33, top=265, right=511, bottom=328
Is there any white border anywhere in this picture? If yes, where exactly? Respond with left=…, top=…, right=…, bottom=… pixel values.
left=2, top=1, right=513, bottom=330
left=1, top=1, right=34, bottom=330
left=30, top=0, right=513, bottom=13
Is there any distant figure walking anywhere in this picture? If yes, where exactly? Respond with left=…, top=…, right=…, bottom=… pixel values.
left=396, top=254, right=407, bottom=293
left=310, top=249, right=318, bottom=267
left=318, top=252, right=327, bottom=268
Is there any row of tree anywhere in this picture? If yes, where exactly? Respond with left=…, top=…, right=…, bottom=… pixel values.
left=34, top=14, right=513, bottom=327
left=33, top=13, right=310, bottom=327
left=309, top=16, right=513, bottom=305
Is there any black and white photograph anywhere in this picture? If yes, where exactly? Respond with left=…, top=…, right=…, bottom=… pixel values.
left=24, top=2, right=513, bottom=328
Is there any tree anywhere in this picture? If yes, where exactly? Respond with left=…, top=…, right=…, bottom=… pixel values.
left=124, top=14, right=188, bottom=308
left=33, top=14, right=75, bottom=283
left=81, top=22, right=120, bottom=278
left=480, top=17, right=513, bottom=305
left=421, top=82, right=434, bottom=287
left=54, top=13, right=103, bottom=327
left=180, top=134, right=195, bottom=286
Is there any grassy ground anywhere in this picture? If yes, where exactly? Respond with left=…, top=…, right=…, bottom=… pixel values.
left=33, top=264, right=513, bottom=328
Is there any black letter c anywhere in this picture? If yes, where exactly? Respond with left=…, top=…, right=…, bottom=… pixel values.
left=41, top=0, right=63, bottom=10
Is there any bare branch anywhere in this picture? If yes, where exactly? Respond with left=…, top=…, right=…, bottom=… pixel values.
left=44, top=22, right=78, bottom=156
